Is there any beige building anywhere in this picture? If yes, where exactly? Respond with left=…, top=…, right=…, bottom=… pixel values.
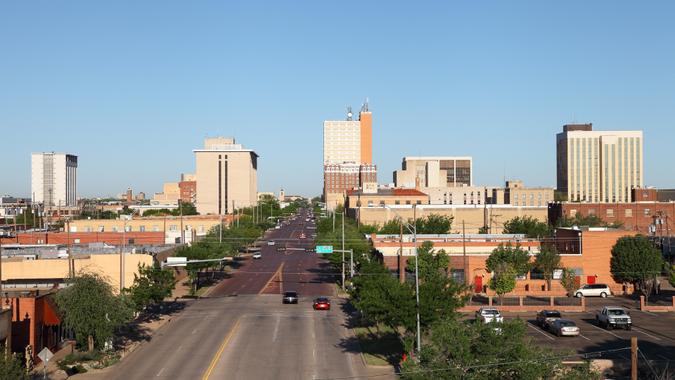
left=394, top=156, right=472, bottom=188
left=194, top=137, right=258, bottom=215
left=556, top=124, right=643, bottom=203
left=351, top=204, right=548, bottom=234
left=323, top=104, right=373, bottom=165
left=424, top=180, right=553, bottom=207
left=31, top=152, right=78, bottom=207
left=152, top=182, right=180, bottom=205
left=3, top=253, right=153, bottom=293
left=503, top=180, right=554, bottom=207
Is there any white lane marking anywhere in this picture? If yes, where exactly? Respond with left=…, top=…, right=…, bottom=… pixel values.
left=657, top=354, right=670, bottom=361
left=272, top=315, right=280, bottom=342
left=527, top=322, right=555, bottom=341
left=579, top=334, right=591, bottom=341
left=177, top=344, right=183, bottom=351
left=156, top=367, right=166, bottom=377
left=632, top=327, right=662, bottom=341
left=589, top=323, right=623, bottom=339
left=638, top=310, right=659, bottom=316
left=191, top=328, right=197, bottom=335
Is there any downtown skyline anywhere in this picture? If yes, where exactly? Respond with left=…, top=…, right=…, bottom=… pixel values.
left=2, top=1, right=674, bottom=197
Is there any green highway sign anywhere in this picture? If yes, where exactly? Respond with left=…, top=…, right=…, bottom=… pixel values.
left=316, top=245, right=333, bottom=254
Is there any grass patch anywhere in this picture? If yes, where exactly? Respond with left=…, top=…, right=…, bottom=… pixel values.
left=353, top=325, right=404, bottom=367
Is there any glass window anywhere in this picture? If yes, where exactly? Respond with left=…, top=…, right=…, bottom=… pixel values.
left=606, top=209, right=614, bottom=217
left=625, top=209, right=632, bottom=217
left=644, top=208, right=650, bottom=216
left=139, top=225, right=146, bottom=232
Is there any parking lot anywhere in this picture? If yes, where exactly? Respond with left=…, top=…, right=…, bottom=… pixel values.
left=498, top=298, right=675, bottom=376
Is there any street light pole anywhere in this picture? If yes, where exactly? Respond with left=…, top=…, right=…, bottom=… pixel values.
left=413, top=204, right=421, bottom=356
left=341, top=211, right=345, bottom=291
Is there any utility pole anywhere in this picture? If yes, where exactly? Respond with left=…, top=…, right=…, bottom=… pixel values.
left=462, top=220, right=467, bottom=285
left=120, top=219, right=126, bottom=292
left=179, top=199, right=184, bottom=244
left=631, top=336, right=638, bottom=380
left=399, top=222, right=405, bottom=283
left=219, top=213, right=223, bottom=244
left=413, top=204, right=421, bottom=355
left=341, top=212, right=345, bottom=291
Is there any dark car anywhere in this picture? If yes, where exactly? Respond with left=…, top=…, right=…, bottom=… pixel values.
left=536, top=310, right=562, bottom=330
left=313, top=297, right=331, bottom=310
left=282, top=291, right=299, bottom=304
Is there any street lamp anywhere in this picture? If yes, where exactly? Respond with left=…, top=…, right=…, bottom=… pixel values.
left=382, top=204, right=421, bottom=355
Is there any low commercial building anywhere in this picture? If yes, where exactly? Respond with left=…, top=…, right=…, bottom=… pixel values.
left=371, top=227, right=634, bottom=296
left=424, top=180, right=554, bottom=207
left=344, top=187, right=428, bottom=209
left=353, top=204, right=548, bottom=234
left=394, top=156, right=472, bottom=188
left=152, top=182, right=180, bottom=206
left=324, top=163, right=377, bottom=211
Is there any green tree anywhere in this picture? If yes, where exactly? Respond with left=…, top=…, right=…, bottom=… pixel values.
left=670, top=265, right=675, bottom=288
left=402, top=317, right=600, bottom=380
left=502, top=216, right=551, bottom=238
left=485, top=243, right=531, bottom=276
left=128, top=264, right=176, bottom=311
left=55, top=273, right=134, bottom=351
left=416, top=214, right=453, bottom=234
left=560, top=268, right=578, bottom=298
left=0, top=349, right=29, bottom=380
left=610, top=235, right=664, bottom=300
left=379, top=218, right=403, bottom=234
left=489, top=263, right=517, bottom=304
left=533, top=246, right=561, bottom=291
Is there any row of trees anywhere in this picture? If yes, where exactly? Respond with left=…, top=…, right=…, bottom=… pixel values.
left=502, top=215, right=623, bottom=239
left=359, top=214, right=455, bottom=235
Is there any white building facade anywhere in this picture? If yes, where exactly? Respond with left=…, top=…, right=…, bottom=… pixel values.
left=31, top=152, right=78, bottom=207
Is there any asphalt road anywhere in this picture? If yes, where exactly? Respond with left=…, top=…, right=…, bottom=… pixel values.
left=80, top=209, right=389, bottom=380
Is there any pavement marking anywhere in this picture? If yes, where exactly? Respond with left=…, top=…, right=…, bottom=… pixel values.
left=156, top=367, right=166, bottom=377
left=259, top=262, right=285, bottom=295
left=202, top=318, right=242, bottom=380
left=657, top=354, right=670, bottom=361
left=579, top=334, right=591, bottom=341
left=177, top=345, right=183, bottom=351
left=527, top=322, right=555, bottom=341
left=632, top=327, right=662, bottom=341
left=192, top=328, right=198, bottom=335
left=637, top=310, right=659, bottom=316
left=272, top=315, right=280, bottom=342
left=589, top=323, right=623, bottom=339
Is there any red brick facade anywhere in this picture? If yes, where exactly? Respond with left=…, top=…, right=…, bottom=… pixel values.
left=1, top=231, right=165, bottom=246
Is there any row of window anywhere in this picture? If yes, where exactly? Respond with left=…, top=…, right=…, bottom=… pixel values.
left=79, top=225, right=209, bottom=233
left=570, top=208, right=653, bottom=218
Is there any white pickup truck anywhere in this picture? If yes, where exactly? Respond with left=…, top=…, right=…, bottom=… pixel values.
left=596, top=306, right=632, bottom=330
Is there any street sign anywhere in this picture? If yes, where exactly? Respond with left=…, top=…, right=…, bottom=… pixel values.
left=316, top=245, right=333, bottom=254
left=38, top=347, right=54, bottom=363
left=165, top=257, right=188, bottom=267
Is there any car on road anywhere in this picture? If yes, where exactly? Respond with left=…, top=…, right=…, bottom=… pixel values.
left=536, top=310, right=562, bottom=330
left=475, top=308, right=503, bottom=323
left=267, top=241, right=276, bottom=246
left=549, top=319, right=580, bottom=337
left=313, top=297, right=331, bottom=310
left=252, top=252, right=262, bottom=259
left=574, top=283, right=612, bottom=298
left=596, top=306, right=632, bottom=330
left=275, top=225, right=281, bottom=229
left=299, top=233, right=306, bottom=239
left=282, top=291, right=299, bottom=304
left=276, top=247, right=286, bottom=252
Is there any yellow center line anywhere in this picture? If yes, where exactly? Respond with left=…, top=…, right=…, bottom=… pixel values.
left=202, top=318, right=242, bottom=380
left=259, top=262, right=284, bottom=295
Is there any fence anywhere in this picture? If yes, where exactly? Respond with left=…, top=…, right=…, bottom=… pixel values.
left=462, top=295, right=585, bottom=312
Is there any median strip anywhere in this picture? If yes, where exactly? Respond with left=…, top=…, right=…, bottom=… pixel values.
left=259, top=263, right=285, bottom=295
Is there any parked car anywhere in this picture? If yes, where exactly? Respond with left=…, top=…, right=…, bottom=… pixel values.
left=276, top=247, right=286, bottom=252
left=312, top=297, right=331, bottom=310
left=536, top=310, right=562, bottom=330
left=475, top=308, right=503, bottom=323
left=549, top=319, right=580, bottom=337
left=267, top=241, right=276, bottom=246
left=282, top=291, right=299, bottom=304
left=299, top=233, right=306, bottom=239
left=596, top=306, right=632, bottom=330
left=574, top=283, right=612, bottom=298
left=252, top=252, right=262, bottom=259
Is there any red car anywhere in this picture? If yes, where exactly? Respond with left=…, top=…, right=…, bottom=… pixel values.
left=313, top=297, right=331, bottom=310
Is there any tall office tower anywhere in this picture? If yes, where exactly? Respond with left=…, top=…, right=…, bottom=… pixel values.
left=556, top=124, right=643, bottom=203
left=31, top=152, right=78, bottom=207
left=394, top=157, right=473, bottom=188
left=323, top=102, right=376, bottom=210
left=194, top=137, right=258, bottom=215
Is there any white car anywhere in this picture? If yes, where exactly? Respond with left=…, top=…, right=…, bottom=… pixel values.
left=574, top=284, right=612, bottom=298
left=267, top=241, right=276, bottom=246
left=252, top=252, right=262, bottom=259
left=475, top=308, right=503, bottom=323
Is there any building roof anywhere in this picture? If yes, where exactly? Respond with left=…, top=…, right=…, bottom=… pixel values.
left=347, top=188, right=428, bottom=197
left=403, top=156, right=472, bottom=161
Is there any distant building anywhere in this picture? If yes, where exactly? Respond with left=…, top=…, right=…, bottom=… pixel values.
left=324, top=163, right=377, bottom=210
left=179, top=180, right=196, bottom=204
left=31, top=152, right=78, bottom=207
left=125, top=188, right=133, bottom=203
left=394, top=156, right=472, bottom=188
left=556, top=123, right=643, bottom=203
left=194, top=137, right=258, bottom=215
left=136, top=192, right=146, bottom=201
left=152, top=182, right=180, bottom=205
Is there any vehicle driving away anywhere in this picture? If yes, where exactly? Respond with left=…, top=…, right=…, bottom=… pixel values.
left=282, top=291, right=299, bottom=304
left=536, top=310, right=562, bottom=331
left=596, top=306, right=632, bottom=330
left=252, top=252, right=262, bottom=259
left=574, top=283, right=612, bottom=298
left=312, top=297, right=331, bottom=310
left=475, top=308, right=503, bottom=323
left=549, top=319, right=580, bottom=337
left=267, top=240, right=276, bottom=246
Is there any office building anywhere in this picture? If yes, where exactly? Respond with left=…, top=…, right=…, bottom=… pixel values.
left=323, top=163, right=378, bottom=210
left=394, top=156, right=472, bottom=188
left=556, top=124, right=643, bottom=203
left=31, top=152, right=78, bottom=207
left=194, top=137, right=258, bottom=215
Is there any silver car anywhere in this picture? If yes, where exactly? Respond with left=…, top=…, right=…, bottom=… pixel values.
left=549, top=319, right=580, bottom=337
left=475, top=308, right=503, bottom=324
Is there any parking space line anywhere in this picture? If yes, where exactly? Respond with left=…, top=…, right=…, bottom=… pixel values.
left=636, top=310, right=659, bottom=317
left=589, top=323, right=624, bottom=339
left=527, top=322, right=555, bottom=341
left=632, top=327, right=662, bottom=341
left=657, top=354, right=670, bottom=361
left=579, top=334, right=591, bottom=341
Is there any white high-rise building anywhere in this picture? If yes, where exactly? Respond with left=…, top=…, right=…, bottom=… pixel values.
left=556, top=124, right=643, bottom=203
left=31, top=152, right=78, bottom=207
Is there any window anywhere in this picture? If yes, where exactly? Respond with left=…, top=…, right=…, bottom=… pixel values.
left=570, top=209, right=577, bottom=217
left=395, top=200, right=400, bottom=205
left=450, top=269, right=465, bottom=284
left=112, top=226, right=118, bottom=232
left=139, top=225, right=146, bottom=232
left=152, top=225, right=160, bottom=232
left=416, top=200, right=422, bottom=205
left=74, top=238, right=81, bottom=244
left=85, top=227, right=92, bottom=232
left=169, top=225, right=178, bottom=231
left=379, top=200, right=385, bottom=206
left=406, top=200, right=411, bottom=205
left=588, top=209, right=596, bottom=215
left=367, top=201, right=373, bottom=207
left=606, top=209, right=614, bottom=217
left=644, top=208, right=651, bottom=216
left=625, top=209, right=632, bottom=217
left=125, top=225, right=132, bottom=232
left=98, top=226, right=105, bottom=232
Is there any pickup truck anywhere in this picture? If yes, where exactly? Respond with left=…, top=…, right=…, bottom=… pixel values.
left=596, top=306, right=632, bottom=330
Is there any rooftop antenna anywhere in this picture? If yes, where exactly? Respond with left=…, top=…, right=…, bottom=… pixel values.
left=361, top=97, right=369, bottom=113
left=346, top=106, right=353, bottom=121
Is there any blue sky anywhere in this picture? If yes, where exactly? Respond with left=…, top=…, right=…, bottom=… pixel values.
left=1, top=1, right=674, bottom=198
